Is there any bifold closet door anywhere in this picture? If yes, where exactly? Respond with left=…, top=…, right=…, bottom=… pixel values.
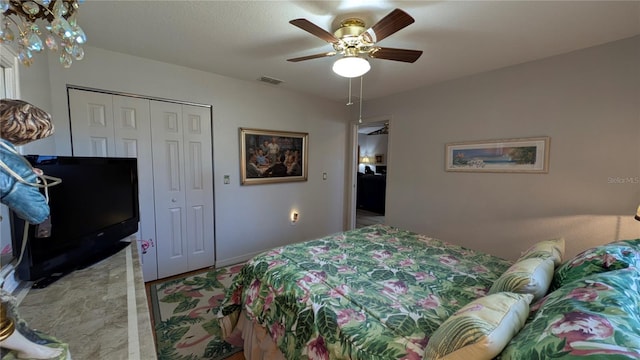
left=68, top=90, right=116, bottom=157
left=151, top=101, right=214, bottom=278
left=181, top=105, right=215, bottom=271
left=68, top=89, right=159, bottom=281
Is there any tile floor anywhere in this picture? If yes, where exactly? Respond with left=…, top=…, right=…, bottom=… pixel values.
left=356, top=209, right=385, bottom=228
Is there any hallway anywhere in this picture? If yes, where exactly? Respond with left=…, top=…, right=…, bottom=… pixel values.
left=355, top=209, right=385, bottom=228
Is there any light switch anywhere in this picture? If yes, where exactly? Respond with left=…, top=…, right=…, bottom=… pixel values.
left=322, top=172, right=327, bottom=180
left=224, top=175, right=230, bottom=184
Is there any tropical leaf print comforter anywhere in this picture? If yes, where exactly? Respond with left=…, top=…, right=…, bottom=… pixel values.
left=219, top=224, right=512, bottom=359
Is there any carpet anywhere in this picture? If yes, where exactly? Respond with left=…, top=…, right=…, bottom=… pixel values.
left=150, top=263, right=245, bottom=360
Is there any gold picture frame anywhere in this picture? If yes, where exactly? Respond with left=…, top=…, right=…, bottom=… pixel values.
left=240, top=128, right=309, bottom=185
left=445, top=136, right=550, bottom=173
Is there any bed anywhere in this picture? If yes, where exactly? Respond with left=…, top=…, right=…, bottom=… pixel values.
left=218, top=224, right=640, bottom=360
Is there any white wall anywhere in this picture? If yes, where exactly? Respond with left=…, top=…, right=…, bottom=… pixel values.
left=20, top=46, right=350, bottom=267
left=17, top=52, right=56, bottom=155
left=364, top=36, right=640, bottom=261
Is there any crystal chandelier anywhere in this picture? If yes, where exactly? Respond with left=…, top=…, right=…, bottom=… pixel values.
left=0, top=0, right=87, bottom=68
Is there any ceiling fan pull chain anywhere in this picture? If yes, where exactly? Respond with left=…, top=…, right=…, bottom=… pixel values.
left=347, top=77, right=353, bottom=106
left=359, top=75, right=363, bottom=123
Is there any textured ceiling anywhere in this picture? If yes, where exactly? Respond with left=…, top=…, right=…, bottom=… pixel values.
left=77, top=1, right=640, bottom=102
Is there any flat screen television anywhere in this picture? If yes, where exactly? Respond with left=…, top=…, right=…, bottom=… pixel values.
left=10, top=155, right=139, bottom=288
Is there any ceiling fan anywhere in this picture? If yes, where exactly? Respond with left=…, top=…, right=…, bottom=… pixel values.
left=287, top=8, right=423, bottom=77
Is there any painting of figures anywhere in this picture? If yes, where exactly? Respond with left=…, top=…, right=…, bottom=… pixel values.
left=240, top=128, right=308, bottom=184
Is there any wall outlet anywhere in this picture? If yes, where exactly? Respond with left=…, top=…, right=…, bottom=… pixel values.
left=224, top=175, right=230, bottom=184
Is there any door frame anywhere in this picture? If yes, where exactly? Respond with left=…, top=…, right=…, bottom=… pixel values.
left=0, top=45, right=20, bottom=280
left=347, top=115, right=392, bottom=230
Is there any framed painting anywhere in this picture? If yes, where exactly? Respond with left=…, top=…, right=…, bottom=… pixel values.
left=445, top=136, right=550, bottom=173
left=240, top=128, right=308, bottom=185
left=375, top=154, right=384, bottom=164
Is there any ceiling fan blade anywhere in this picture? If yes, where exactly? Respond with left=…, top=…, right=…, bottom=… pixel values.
left=363, top=9, right=415, bottom=43
left=369, top=47, right=423, bottom=63
left=287, top=52, right=337, bottom=62
left=290, top=19, right=340, bottom=44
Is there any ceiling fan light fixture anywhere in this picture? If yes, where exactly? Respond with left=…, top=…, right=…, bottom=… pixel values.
left=332, top=56, right=370, bottom=78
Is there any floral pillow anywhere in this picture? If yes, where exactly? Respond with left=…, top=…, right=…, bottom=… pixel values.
left=424, top=292, right=533, bottom=360
left=498, top=268, right=640, bottom=359
left=518, top=238, right=565, bottom=267
left=551, top=240, right=640, bottom=290
left=489, top=257, right=555, bottom=301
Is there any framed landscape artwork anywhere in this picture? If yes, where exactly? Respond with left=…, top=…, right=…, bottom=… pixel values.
left=240, top=128, right=308, bottom=185
left=445, top=136, right=550, bottom=173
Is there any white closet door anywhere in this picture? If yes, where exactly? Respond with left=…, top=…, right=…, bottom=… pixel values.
left=182, top=105, right=214, bottom=270
left=68, top=89, right=116, bottom=157
left=112, top=95, right=158, bottom=281
left=151, top=101, right=189, bottom=277
left=69, top=90, right=214, bottom=280
left=69, top=90, right=159, bottom=281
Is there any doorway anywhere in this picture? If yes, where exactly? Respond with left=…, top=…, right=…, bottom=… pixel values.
left=0, top=45, right=20, bottom=273
left=350, top=118, right=389, bottom=229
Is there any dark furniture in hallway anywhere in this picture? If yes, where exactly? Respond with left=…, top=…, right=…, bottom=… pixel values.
left=357, top=173, right=386, bottom=215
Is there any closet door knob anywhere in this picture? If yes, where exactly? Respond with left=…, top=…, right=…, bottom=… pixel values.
left=171, top=198, right=177, bottom=203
